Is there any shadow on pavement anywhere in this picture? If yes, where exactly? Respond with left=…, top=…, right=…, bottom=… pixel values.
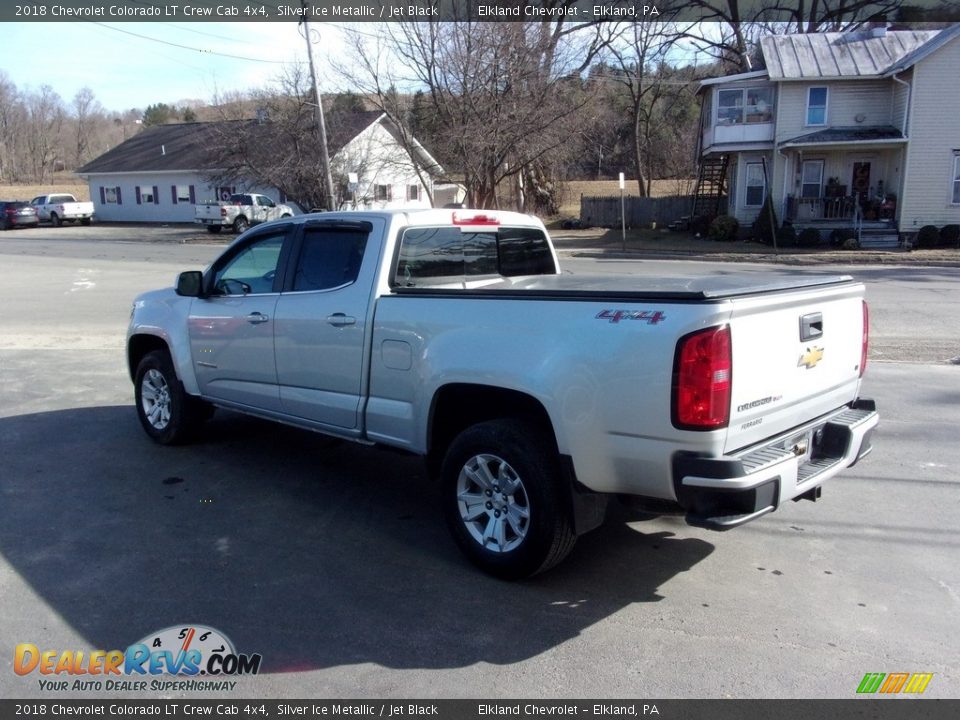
left=0, top=406, right=714, bottom=673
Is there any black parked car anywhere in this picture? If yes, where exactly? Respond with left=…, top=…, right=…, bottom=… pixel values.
left=1, top=201, right=40, bottom=230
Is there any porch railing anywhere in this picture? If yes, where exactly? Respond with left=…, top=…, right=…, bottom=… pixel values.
left=785, top=195, right=857, bottom=223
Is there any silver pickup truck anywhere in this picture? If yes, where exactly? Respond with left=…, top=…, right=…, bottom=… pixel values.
left=127, top=209, right=878, bottom=578
left=194, top=193, right=294, bottom=234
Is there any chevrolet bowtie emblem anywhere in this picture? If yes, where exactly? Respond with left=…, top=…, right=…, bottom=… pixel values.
left=798, top=346, right=825, bottom=369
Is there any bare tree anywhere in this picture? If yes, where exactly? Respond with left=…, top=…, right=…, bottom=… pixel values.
left=24, top=85, right=65, bottom=181
left=71, top=87, right=104, bottom=169
left=338, top=16, right=616, bottom=211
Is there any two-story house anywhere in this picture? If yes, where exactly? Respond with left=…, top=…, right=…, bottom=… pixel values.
left=696, top=25, right=960, bottom=246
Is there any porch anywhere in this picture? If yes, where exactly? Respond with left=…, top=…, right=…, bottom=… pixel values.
left=784, top=196, right=900, bottom=248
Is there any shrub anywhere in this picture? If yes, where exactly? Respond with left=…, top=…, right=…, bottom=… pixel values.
left=708, top=215, right=739, bottom=242
left=776, top=224, right=797, bottom=246
left=939, top=224, right=960, bottom=248
left=797, top=228, right=822, bottom=247
left=752, top=196, right=779, bottom=245
left=916, top=225, right=940, bottom=248
left=689, top=215, right=711, bottom=236
left=829, top=228, right=856, bottom=248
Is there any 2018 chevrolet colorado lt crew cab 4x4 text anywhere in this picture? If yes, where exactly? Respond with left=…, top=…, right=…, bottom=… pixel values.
left=127, top=209, right=878, bottom=578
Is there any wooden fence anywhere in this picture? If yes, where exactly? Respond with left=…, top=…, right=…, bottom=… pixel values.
left=579, top=194, right=727, bottom=229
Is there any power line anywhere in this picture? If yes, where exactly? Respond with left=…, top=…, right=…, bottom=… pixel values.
left=88, top=22, right=289, bottom=64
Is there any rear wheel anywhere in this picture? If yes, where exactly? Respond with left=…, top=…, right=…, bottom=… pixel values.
left=206, top=225, right=223, bottom=234
left=233, top=216, right=249, bottom=234
left=441, top=419, right=575, bottom=579
left=134, top=350, right=212, bottom=445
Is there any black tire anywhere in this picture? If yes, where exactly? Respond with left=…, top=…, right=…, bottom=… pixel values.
left=233, top=216, right=249, bottom=234
left=80, top=218, right=91, bottom=226
left=441, top=419, right=576, bottom=579
left=133, top=350, right=212, bottom=445
left=51, top=212, right=62, bottom=227
left=206, top=225, right=223, bottom=234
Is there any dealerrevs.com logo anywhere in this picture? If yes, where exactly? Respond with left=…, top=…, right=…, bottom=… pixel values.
left=856, top=672, right=934, bottom=694
left=14, top=625, right=262, bottom=692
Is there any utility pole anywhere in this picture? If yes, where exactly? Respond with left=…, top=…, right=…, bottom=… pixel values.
left=301, top=4, right=335, bottom=211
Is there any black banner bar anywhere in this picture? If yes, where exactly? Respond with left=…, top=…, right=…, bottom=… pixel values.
left=1, top=700, right=959, bottom=720
left=4, top=1, right=960, bottom=24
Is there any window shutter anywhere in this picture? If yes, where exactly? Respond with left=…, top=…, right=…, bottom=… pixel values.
left=136, top=187, right=142, bottom=205
left=189, top=185, right=195, bottom=204
left=116, top=187, right=122, bottom=205
left=171, top=186, right=178, bottom=205
left=387, top=185, right=393, bottom=201
left=99, top=187, right=105, bottom=204
left=153, top=186, right=159, bottom=205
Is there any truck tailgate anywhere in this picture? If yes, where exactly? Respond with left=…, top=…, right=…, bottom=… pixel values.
left=724, top=281, right=866, bottom=454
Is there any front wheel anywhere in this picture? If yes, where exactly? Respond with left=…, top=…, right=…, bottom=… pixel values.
left=441, top=419, right=575, bottom=579
left=80, top=218, right=91, bottom=226
left=134, top=350, right=211, bottom=445
left=51, top=212, right=61, bottom=227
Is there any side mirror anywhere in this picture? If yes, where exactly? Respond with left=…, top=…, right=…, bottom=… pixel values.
left=175, top=270, right=204, bottom=297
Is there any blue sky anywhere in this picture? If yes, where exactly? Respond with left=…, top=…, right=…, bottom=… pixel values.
left=1, top=22, right=350, bottom=112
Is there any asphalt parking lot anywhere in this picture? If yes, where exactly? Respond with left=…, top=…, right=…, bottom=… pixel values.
left=0, top=226, right=957, bottom=700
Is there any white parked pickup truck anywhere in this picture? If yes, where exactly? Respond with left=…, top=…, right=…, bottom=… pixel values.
left=30, top=193, right=95, bottom=226
left=127, top=209, right=878, bottom=578
left=194, top=193, right=294, bottom=234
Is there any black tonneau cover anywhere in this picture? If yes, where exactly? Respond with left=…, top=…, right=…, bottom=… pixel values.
left=392, top=273, right=856, bottom=302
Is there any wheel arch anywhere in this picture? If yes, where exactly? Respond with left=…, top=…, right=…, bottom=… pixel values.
left=427, top=383, right=607, bottom=537
left=127, top=334, right=172, bottom=383
left=427, top=383, right=557, bottom=472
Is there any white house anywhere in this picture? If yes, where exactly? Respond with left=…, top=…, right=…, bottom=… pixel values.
left=696, top=24, right=960, bottom=245
left=77, top=112, right=444, bottom=223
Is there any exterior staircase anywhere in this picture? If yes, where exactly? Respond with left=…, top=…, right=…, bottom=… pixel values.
left=691, top=155, right=729, bottom=219
left=858, top=221, right=900, bottom=249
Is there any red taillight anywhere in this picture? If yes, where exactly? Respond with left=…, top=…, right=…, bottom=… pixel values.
left=673, top=325, right=732, bottom=430
left=220, top=207, right=228, bottom=217
left=860, top=301, right=869, bottom=378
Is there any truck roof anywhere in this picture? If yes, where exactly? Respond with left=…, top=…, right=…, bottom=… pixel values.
left=301, top=208, right=545, bottom=228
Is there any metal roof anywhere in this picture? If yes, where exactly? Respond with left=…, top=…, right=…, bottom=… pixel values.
left=761, top=29, right=946, bottom=80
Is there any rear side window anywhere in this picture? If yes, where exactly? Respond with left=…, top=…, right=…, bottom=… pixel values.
left=395, top=227, right=554, bottom=287
left=292, top=227, right=368, bottom=292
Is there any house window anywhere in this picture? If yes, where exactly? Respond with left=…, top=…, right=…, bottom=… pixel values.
left=717, top=89, right=744, bottom=125
left=176, top=185, right=192, bottom=203
left=801, top=160, right=825, bottom=198
left=137, top=186, right=155, bottom=205
left=717, top=87, right=774, bottom=126
left=374, top=185, right=390, bottom=202
left=745, top=88, right=774, bottom=124
left=408, top=184, right=421, bottom=201
left=952, top=156, right=960, bottom=205
left=103, top=187, right=121, bottom=204
left=744, top=163, right=766, bottom=207
left=806, top=87, right=828, bottom=126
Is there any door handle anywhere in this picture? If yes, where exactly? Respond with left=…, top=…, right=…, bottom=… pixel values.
left=327, top=313, right=356, bottom=327
left=246, top=312, right=270, bottom=324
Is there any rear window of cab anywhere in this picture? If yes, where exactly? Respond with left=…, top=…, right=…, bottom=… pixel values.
left=394, top=226, right=555, bottom=287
